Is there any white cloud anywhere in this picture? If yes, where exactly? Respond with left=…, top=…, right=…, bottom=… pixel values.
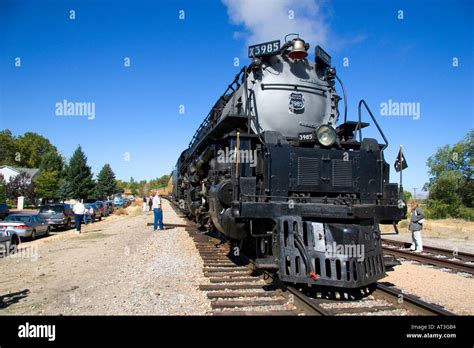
left=222, top=0, right=329, bottom=46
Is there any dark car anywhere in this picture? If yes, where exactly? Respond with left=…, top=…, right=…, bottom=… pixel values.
left=105, top=201, right=114, bottom=215
left=39, top=203, right=74, bottom=230
left=95, top=201, right=107, bottom=217
left=0, top=203, right=9, bottom=221
left=84, top=203, right=104, bottom=221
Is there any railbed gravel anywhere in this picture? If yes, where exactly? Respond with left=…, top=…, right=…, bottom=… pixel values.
left=0, top=201, right=212, bottom=315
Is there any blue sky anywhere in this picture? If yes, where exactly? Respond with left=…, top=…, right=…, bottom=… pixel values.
left=1, top=0, right=472, bottom=195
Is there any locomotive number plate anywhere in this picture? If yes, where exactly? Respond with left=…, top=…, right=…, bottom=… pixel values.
left=248, top=40, right=281, bottom=58
left=298, top=132, right=314, bottom=142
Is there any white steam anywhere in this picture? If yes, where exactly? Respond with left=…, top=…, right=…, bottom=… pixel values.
left=222, top=0, right=329, bottom=46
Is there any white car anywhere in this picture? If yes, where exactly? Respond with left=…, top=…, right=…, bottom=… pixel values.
left=0, top=214, right=50, bottom=241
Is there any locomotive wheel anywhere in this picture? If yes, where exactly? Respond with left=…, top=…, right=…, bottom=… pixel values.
left=241, top=237, right=271, bottom=259
left=256, top=237, right=272, bottom=258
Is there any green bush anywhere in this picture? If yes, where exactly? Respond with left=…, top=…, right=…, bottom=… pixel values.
left=458, top=206, right=474, bottom=221
left=426, top=199, right=474, bottom=220
left=426, top=200, right=451, bottom=219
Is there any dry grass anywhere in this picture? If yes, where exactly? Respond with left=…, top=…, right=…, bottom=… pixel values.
left=131, top=199, right=141, bottom=207
left=381, top=217, right=474, bottom=242
left=114, top=208, right=128, bottom=216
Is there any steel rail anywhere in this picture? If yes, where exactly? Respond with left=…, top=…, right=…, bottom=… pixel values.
left=374, top=283, right=455, bottom=316
left=382, top=239, right=474, bottom=275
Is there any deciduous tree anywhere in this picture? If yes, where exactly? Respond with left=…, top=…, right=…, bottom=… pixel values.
left=425, top=130, right=473, bottom=219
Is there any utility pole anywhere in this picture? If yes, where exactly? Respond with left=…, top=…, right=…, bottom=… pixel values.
left=413, top=188, right=417, bottom=200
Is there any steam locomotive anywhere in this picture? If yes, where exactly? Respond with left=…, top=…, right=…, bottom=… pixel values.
left=171, top=35, right=405, bottom=288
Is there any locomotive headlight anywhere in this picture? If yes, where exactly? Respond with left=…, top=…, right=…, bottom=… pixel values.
left=316, top=125, right=336, bottom=147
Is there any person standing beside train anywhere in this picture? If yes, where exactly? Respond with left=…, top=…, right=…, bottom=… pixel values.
left=408, top=201, right=425, bottom=252
left=152, top=193, right=164, bottom=231
left=148, top=194, right=153, bottom=212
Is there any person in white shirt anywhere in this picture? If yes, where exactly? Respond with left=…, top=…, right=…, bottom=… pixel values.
left=73, top=200, right=86, bottom=233
left=152, top=193, right=164, bottom=231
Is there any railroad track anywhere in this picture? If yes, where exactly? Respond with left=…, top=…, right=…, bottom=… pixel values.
left=170, top=201, right=455, bottom=316
left=191, top=229, right=302, bottom=316
left=182, top=223, right=454, bottom=316
left=382, top=238, right=474, bottom=275
left=289, top=282, right=454, bottom=316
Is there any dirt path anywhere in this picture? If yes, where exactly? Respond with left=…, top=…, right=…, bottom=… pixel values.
left=0, top=201, right=211, bottom=315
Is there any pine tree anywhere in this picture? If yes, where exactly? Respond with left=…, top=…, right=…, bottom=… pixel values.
left=57, top=178, right=74, bottom=200
left=66, top=145, right=95, bottom=200
left=95, top=164, right=117, bottom=200
left=39, top=151, right=64, bottom=173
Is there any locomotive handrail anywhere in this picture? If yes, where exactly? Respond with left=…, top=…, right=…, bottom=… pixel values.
left=335, top=74, right=348, bottom=124
left=188, top=66, right=249, bottom=151
left=357, top=99, right=388, bottom=150
left=358, top=99, right=388, bottom=197
left=260, top=83, right=328, bottom=94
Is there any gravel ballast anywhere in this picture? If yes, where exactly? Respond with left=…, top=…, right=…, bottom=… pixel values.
left=0, top=201, right=212, bottom=315
left=384, top=261, right=474, bottom=315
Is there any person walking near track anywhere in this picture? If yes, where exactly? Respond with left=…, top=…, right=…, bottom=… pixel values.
left=73, top=199, right=86, bottom=234
left=142, top=195, right=147, bottom=212
left=148, top=194, right=153, bottom=212
left=408, top=200, right=425, bottom=252
left=152, top=193, right=164, bottom=231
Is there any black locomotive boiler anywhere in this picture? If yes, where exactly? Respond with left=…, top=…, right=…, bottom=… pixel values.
left=171, top=35, right=405, bottom=288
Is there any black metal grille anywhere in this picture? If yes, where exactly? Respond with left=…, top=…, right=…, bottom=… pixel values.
left=297, top=157, right=320, bottom=186
left=332, top=159, right=353, bottom=187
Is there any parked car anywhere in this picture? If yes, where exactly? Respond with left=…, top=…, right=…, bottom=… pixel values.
left=84, top=203, right=104, bottom=221
left=39, top=203, right=74, bottom=230
left=0, top=203, right=9, bottom=221
left=0, top=227, right=20, bottom=255
left=0, top=213, right=50, bottom=240
left=105, top=201, right=115, bottom=215
left=95, top=201, right=107, bottom=217
left=113, top=196, right=124, bottom=208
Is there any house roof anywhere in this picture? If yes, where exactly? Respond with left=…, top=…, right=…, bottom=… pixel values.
left=0, top=165, right=40, bottom=178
